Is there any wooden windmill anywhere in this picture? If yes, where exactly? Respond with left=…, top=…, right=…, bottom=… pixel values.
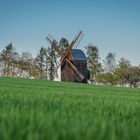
left=47, top=31, right=87, bottom=83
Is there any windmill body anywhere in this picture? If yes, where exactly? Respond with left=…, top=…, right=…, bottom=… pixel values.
left=60, top=49, right=87, bottom=82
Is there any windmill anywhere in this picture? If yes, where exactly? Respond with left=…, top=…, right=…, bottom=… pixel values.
left=47, top=31, right=87, bottom=83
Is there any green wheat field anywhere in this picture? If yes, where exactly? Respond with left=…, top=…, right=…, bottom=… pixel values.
left=0, top=77, right=140, bottom=140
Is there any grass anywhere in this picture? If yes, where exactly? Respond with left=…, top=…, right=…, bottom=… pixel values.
left=0, top=77, right=140, bottom=140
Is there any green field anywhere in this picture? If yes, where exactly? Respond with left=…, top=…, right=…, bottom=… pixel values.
left=0, top=77, right=140, bottom=140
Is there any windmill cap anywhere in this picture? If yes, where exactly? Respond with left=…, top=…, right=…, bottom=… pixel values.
left=71, top=49, right=86, bottom=61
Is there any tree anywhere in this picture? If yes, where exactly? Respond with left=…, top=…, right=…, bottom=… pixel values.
left=103, top=52, right=116, bottom=72
left=96, top=72, right=117, bottom=85
left=46, top=47, right=57, bottom=80
left=127, top=66, right=140, bottom=87
left=0, top=52, right=3, bottom=76
left=86, top=44, right=101, bottom=83
left=59, top=38, right=69, bottom=54
left=114, top=57, right=131, bottom=86
left=28, top=64, right=42, bottom=79
left=118, top=57, right=131, bottom=69
left=36, top=47, right=47, bottom=79
left=20, top=51, right=33, bottom=78
left=1, top=43, right=19, bottom=76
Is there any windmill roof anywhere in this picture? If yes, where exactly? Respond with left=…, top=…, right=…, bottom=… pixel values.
left=71, top=49, right=87, bottom=61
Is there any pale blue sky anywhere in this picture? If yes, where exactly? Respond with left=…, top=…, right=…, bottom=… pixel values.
left=0, top=0, right=140, bottom=65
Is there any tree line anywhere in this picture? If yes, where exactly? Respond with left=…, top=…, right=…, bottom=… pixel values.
left=0, top=39, right=140, bottom=87
left=0, top=43, right=56, bottom=80
left=86, top=44, right=140, bottom=87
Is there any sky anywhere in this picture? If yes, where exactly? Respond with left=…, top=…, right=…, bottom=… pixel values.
left=0, top=0, right=140, bottom=65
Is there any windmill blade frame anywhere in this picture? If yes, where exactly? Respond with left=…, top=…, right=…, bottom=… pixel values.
left=46, top=31, right=86, bottom=82
left=60, top=31, right=83, bottom=63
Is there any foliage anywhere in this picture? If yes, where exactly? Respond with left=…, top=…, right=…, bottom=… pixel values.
left=86, top=44, right=101, bottom=83
left=114, top=58, right=131, bottom=86
left=59, top=38, right=69, bottom=54
left=103, top=52, right=116, bottom=72
left=0, top=43, right=19, bottom=76
left=0, top=77, right=140, bottom=140
left=96, top=72, right=117, bottom=85
left=118, top=57, right=131, bottom=69
left=0, top=43, right=58, bottom=80
left=127, top=66, right=140, bottom=87
left=96, top=57, right=140, bottom=87
left=36, top=47, right=47, bottom=79
left=21, top=51, right=33, bottom=76
left=46, top=47, right=57, bottom=80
